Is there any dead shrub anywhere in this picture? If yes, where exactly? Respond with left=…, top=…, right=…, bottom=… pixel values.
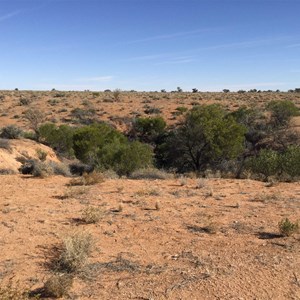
left=130, top=168, right=172, bottom=180
left=55, top=232, right=93, bottom=273
left=43, top=274, right=73, bottom=298
left=0, top=138, right=11, bottom=151
left=81, top=206, right=103, bottom=224
left=0, top=169, right=16, bottom=175
left=32, top=161, right=54, bottom=178
left=69, top=172, right=104, bottom=186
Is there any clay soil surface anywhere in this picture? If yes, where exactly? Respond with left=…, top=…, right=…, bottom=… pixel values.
left=0, top=175, right=300, bottom=299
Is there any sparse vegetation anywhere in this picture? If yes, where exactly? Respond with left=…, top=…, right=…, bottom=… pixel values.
left=55, top=232, right=93, bottom=273
left=0, top=125, right=22, bottom=139
left=42, top=274, right=73, bottom=298
left=0, top=280, right=37, bottom=300
left=68, top=171, right=104, bottom=186
left=278, top=218, right=299, bottom=237
left=81, top=206, right=103, bottom=224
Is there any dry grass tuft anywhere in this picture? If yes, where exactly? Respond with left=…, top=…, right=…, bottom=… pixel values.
left=43, top=274, right=73, bottom=298
left=55, top=232, right=93, bottom=273
left=81, top=206, right=104, bottom=224
left=69, top=172, right=104, bottom=186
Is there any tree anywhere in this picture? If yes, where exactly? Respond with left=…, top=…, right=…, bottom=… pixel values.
left=130, top=116, right=166, bottom=144
left=157, top=105, right=246, bottom=172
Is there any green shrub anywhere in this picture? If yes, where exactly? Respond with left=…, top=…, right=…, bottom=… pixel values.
left=266, top=100, right=299, bottom=127
left=70, top=108, right=96, bottom=124
left=39, top=123, right=74, bottom=157
left=278, top=218, right=299, bottom=236
left=97, top=140, right=153, bottom=176
left=0, top=125, right=22, bottom=139
left=281, top=146, right=300, bottom=178
left=132, top=116, right=166, bottom=144
left=73, top=123, right=153, bottom=175
left=73, top=123, right=125, bottom=165
left=246, top=149, right=280, bottom=180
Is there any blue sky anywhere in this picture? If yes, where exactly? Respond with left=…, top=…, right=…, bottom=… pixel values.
left=0, top=0, right=300, bottom=91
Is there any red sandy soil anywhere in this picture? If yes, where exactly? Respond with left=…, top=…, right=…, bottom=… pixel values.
left=0, top=175, right=299, bottom=299
left=0, top=90, right=300, bottom=132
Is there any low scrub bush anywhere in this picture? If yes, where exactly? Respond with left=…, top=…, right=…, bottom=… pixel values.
left=278, top=218, right=299, bottom=237
left=38, top=123, right=74, bottom=158
left=246, top=149, right=280, bottom=180
left=73, top=123, right=153, bottom=175
left=69, top=171, right=104, bottom=186
left=130, top=168, right=172, bottom=180
left=281, top=146, right=300, bottom=178
left=56, top=232, right=93, bottom=273
left=81, top=206, right=104, bottom=224
left=19, top=160, right=70, bottom=177
left=0, top=168, right=16, bottom=175
left=0, top=125, right=22, bottom=139
left=43, top=274, right=73, bottom=298
left=0, top=138, right=11, bottom=150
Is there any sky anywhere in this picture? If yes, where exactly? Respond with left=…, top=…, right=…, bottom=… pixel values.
left=0, top=0, right=300, bottom=92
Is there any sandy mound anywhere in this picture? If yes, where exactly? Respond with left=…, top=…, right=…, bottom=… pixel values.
left=0, top=138, right=60, bottom=173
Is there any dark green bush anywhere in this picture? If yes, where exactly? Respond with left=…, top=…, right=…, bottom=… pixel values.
left=247, top=146, right=300, bottom=180
left=266, top=100, right=299, bottom=127
left=73, top=123, right=125, bottom=164
left=73, top=123, right=153, bottom=175
left=131, top=116, right=166, bottom=144
left=281, top=146, right=300, bottom=178
left=246, top=149, right=280, bottom=180
left=39, top=123, right=74, bottom=157
left=157, top=105, right=246, bottom=172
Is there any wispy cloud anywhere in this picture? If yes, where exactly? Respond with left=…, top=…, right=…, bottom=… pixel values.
left=125, top=27, right=219, bottom=44
left=78, top=76, right=114, bottom=82
left=195, top=36, right=296, bottom=52
left=155, top=56, right=196, bottom=65
left=124, top=35, right=295, bottom=63
left=0, top=10, right=21, bottom=22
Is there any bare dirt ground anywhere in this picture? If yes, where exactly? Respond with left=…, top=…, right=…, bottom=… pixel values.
left=0, top=175, right=299, bottom=299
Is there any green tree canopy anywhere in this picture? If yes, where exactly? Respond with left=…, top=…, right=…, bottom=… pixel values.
left=157, top=105, right=246, bottom=172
